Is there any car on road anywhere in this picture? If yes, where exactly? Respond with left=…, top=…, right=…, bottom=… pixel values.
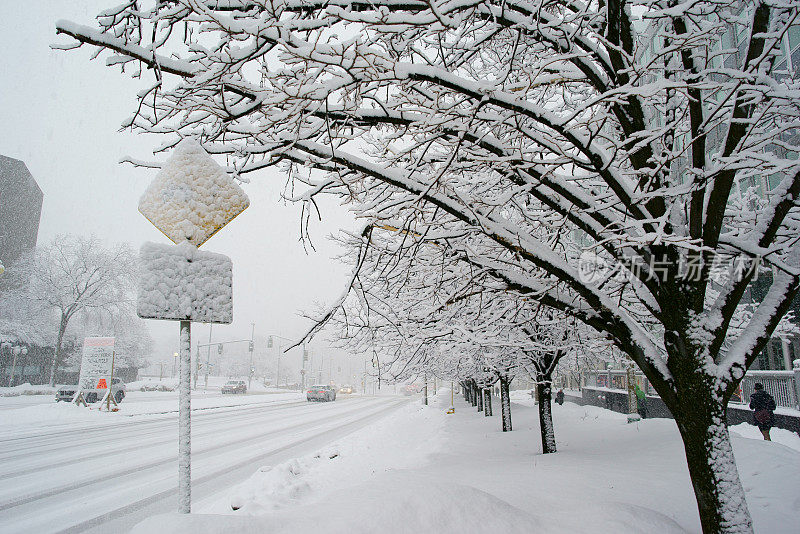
left=221, top=380, right=247, bottom=394
left=56, top=378, right=126, bottom=404
left=307, top=384, right=336, bottom=402
left=338, top=385, right=354, bottom=394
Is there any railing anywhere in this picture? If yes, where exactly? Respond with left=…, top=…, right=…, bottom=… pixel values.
left=579, top=365, right=800, bottom=410
left=735, top=371, right=797, bottom=409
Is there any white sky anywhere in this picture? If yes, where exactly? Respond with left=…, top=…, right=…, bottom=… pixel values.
left=0, top=2, right=369, bottom=381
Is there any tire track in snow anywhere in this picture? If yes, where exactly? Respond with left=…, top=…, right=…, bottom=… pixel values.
left=0, top=398, right=363, bottom=479
left=60, top=398, right=407, bottom=534
left=0, top=397, right=383, bottom=512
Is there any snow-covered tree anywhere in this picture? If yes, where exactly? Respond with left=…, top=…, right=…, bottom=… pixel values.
left=78, top=307, right=154, bottom=370
left=56, top=2, right=800, bottom=531
left=17, top=235, right=136, bottom=385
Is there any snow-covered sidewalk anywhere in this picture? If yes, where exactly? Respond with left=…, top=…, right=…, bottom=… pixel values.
left=133, top=391, right=800, bottom=534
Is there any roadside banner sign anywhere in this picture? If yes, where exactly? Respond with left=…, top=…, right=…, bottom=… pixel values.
left=78, top=337, right=115, bottom=390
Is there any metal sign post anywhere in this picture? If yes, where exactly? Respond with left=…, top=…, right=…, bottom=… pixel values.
left=136, top=139, right=249, bottom=514
left=178, top=320, right=191, bottom=513
left=98, top=351, right=119, bottom=412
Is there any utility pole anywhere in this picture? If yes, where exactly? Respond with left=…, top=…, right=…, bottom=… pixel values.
left=205, top=324, right=213, bottom=390
left=248, top=322, right=255, bottom=389
left=275, top=341, right=280, bottom=388
left=302, top=344, right=308, bottom=390
left=193, top=347, right=200, bottom=389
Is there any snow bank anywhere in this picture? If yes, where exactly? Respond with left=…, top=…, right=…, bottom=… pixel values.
left=138, top=241, right=233, bottom=323
left=132, top=394, right=800, bottom=534
left=204, top=401, right=444, bottom=515
left=729, top=422, right=800, bottom=452
left=0, top=383, right=56, bottom=397
left=0, top=391, right=304, bottom=435
left=135, top=475, right=542, bottom=534
left=127, top=377, right=180, bottom=391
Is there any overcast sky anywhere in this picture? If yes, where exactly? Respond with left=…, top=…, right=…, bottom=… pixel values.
left=0, top=2, right=368, bottom=382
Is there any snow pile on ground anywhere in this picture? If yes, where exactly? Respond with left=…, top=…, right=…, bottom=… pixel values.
left=0, top=401, right=124, bottom=429
left=127, top=378, right=180, bottom=391
left=729, top=422, right=800, bottom=452
left=207, top=401, right=444, bottom=514
left=0, top=390, right=304, bottom=434
left=138, top=241, right=233, bottom=323
left=133, top=393, right=800, bottom=534
left=138, top=139, right=249, bottom=247
left=0, top=383, right=56, bottom=397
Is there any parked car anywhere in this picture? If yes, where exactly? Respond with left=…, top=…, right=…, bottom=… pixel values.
left=307, top=384, right=336, bottom=402
left=338, top=385, right=354, bottom=394
left=56, top=378, right=126, bottom=403
left=221, top=380, right=247, bottom=394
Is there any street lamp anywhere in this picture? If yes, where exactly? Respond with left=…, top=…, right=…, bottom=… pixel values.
left=173, top=352, right=179, bottom=378
left=267, top=334, right=298, bottom=389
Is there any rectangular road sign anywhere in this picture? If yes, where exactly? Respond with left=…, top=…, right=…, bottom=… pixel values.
left=78, top=337, right=115, bottom=390
left=137, top=241, right=233, bottom=324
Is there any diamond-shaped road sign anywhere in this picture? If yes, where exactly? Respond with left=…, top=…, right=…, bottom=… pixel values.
left=138, top=139, right=250, bottom=247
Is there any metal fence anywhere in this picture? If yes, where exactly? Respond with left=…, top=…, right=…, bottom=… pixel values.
left=580, top=366, right=800, bottom=410
left=736, top=371, right=797, bottom=409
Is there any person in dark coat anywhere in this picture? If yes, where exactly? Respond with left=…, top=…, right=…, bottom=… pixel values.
left=749, top=383, right=777, bottom=441
left=555, top=389, right=564, bottom=405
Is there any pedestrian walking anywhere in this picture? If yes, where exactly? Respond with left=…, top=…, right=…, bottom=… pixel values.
left=634, top=383, right=647, bottom=419
left=749, top=383, right=777, bottom=441
left=555, top=389, right=564, bottom=405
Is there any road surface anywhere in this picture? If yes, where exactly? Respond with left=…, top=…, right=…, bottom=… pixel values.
left=0, top=394, right=407, bottom=533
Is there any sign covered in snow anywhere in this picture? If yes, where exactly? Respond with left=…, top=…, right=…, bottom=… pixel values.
left=137, top=241, right=233, bottom=324
left=138, top=139, right=250, bottom=247
left=78, top=337, right=115, bottom=390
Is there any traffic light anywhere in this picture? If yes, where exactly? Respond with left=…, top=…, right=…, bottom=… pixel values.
left=267, top=336, right=273, bottom=348
left=249, top=340, right=254, bottom=352
left=218, top=344, right=223, bottom=354
left=303, top=349, right=308, bottom=362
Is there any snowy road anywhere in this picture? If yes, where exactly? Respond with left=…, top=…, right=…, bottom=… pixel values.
left=0, top=395, right=407, bottom=534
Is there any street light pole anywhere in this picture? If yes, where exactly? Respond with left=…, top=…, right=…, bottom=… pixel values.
left=248, top=322, right=255, bottom=389
left=205, top=324, right=213, bottom=390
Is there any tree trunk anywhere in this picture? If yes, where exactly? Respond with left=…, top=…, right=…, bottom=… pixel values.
left=674, top=393, right=753, bottom=534
left=537, top=379, right=556, bottom=453
left=9, top=350, right=19, bottom=387
left=499, top=375, right=512, bottom=432
left=484, top=388, right=492, bottom=416
left=470, top=382, right=478, bottom=407
left=49, top=314, right=68, bottom=387
left=476, top=384, right=484, bottom=411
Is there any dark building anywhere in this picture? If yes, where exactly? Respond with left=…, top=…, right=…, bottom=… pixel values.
left=0, top=155, right=43, bottom=268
